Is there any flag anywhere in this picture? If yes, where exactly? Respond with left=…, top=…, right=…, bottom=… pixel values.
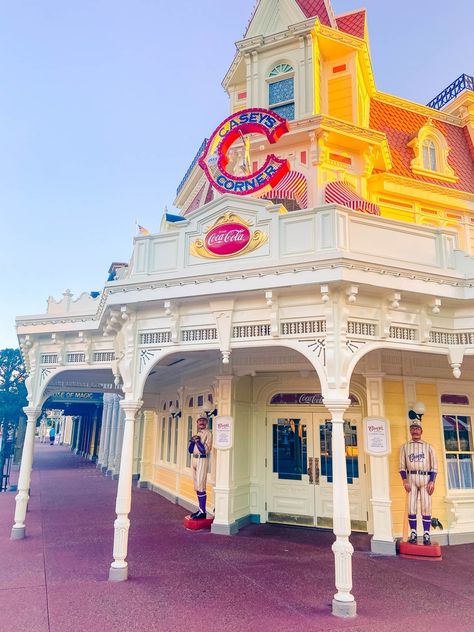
left=137, top=224, right=150, bottom=235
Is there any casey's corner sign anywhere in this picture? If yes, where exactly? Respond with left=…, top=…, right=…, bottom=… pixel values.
left=190, top=212, right=267, bottom=259
left=199, top=108, right=290, bottom=196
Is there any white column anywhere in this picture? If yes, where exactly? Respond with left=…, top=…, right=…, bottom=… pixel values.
left=101, top=394, right=115, bottom=471
left=113, top=408, right=125, bottom=476
left=107, top=396, right=120, bottom=474
left=97, top=394, right=110, bottom=466
left=211, top=375, right=235, bottom=535
left=366, top=375, right=395, bottom=555
left=109, top=399, right=142, bottom=581
left=324, top=398, right=357, bottom=618
left=11, top=406, right=42, bottom=540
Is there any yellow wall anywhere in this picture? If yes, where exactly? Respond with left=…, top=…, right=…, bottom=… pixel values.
left=328, top=75, right=352, bottom=122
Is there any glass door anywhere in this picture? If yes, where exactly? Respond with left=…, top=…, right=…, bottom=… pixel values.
left=266, top=415, right=316, bottom=526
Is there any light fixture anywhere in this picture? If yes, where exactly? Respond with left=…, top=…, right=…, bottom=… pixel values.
left=169, top=404, right=182, bottom=419
left=202, top=399, right=218, bottom=421
left=408, top=401, right=425, bottom=423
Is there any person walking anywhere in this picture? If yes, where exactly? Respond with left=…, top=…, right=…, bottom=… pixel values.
left=49, top=425, right=56, bottom=446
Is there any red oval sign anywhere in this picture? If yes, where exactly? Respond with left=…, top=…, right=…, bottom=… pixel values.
left=205, top=223, right=251, bottom=256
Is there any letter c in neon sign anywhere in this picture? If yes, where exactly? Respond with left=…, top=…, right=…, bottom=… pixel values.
left=198, top=108, right=290, bottom=197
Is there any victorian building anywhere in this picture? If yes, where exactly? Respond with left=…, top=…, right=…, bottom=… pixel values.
left=12, top=0, right=474, bottom=617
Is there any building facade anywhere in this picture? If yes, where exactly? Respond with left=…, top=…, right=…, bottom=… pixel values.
left=12, top=0, right=474, bottom=617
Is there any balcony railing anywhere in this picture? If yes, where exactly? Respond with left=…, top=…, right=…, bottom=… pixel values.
left=427, top=73, right=474, bottom=110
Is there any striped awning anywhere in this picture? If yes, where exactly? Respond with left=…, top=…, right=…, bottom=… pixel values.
left=262, top=170, right=308, bottom=209
left=325, top=181, right=380, bottom=216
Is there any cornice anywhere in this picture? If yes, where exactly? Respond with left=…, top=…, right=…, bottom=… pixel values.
left=369, top=172, right=474, bottom=202
left=223, top=18, right=315, bottom=90
left=374, top=92, right=462, bottom=127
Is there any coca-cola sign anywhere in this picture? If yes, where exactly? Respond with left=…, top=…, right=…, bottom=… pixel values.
left=190, top=212, right=268, bottom=259
left=205, top=222, right=250, bottom=256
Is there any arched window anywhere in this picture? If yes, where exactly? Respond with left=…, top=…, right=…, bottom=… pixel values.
left=268, top=63, right=295, bottom=120
left=422, top=139, right=437, bottom=171
left=408, top=121, right=457, bottom=182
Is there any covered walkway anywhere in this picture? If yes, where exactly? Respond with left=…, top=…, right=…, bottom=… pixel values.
left=1, top=443, right=473, bottom=632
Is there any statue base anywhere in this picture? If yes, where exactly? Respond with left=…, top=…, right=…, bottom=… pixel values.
left=184, top=515, right=214, bottom=531
left=399, top=540, right=442, bottom=560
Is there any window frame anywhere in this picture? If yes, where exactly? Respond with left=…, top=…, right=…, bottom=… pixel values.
left=440, top=396, right=474, bottom=492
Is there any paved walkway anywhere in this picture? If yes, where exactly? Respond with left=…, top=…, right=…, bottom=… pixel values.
left=1, top=443, right=474, bottom=631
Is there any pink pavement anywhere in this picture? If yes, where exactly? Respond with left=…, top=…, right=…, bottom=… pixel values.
left=1, top=442, right=474, bottom=632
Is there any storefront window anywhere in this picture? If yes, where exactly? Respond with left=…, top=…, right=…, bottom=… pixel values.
left=272, top=418, right=307, bottom=480
left=442, top=415, right=474, bottom=489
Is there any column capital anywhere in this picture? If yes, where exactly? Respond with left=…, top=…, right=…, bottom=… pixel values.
left=23, top=406, right=42, bottom=420
left=323, top=398, right=351, bottom=417
left=119, top=400, right=143, bottom=418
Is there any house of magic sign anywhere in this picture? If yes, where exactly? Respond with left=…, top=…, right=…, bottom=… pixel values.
left=199, top=108, right=290, bottom=196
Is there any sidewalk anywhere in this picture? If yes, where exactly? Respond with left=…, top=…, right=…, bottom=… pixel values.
left=1, top=443, right=473, bottom=632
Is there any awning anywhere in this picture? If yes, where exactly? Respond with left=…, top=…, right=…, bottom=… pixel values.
left=262, top=170, right=308, bottom=209
left=325, top=181, right=380, bottom=216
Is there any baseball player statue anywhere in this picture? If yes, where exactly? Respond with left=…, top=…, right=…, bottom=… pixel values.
left=399, top=416, right=437, bottom=545
left=188, top=416, right=213, bottom=519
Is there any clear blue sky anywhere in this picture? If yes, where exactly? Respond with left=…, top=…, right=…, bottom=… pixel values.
left=0, top=0, right=472, bottom=348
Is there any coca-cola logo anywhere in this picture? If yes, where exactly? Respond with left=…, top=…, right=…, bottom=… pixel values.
left=205, top=222, right=251, bottom=256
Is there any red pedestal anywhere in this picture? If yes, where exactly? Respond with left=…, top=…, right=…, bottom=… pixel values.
left=183, top=515, right=214, bottom=530
left=399, top=540, right=442, bottom=560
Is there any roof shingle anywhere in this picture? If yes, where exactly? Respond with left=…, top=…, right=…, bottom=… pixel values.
left=370, top=99, right=474, bottom=194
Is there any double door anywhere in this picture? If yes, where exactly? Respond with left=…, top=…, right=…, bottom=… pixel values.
left=266, top=412, right=367, bottom=530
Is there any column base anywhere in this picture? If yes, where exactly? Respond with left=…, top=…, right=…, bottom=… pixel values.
left=332, top=598, right=357, bottom=618
left=11, top=525, right=26, bottom=540
left=370, top=537, right=396, bottom=556
left=108, top=564, right=128, bottom=582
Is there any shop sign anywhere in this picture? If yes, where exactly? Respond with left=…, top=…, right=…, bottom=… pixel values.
left=199, top=108, right=290, bottom=196
left=46, top=391, right=103, bottom=402
left=190, top=212, right=267, bottom=259
left=269, top=393, right=360, bottom=405
left=214, top=415, right=233, bottom=450
left=363, top=416, right=391, bottom=456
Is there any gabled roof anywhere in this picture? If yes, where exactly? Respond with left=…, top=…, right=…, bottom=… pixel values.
left=370, top=98, right=474, bottom=193
left=335, top=9, right=366, bottom=39
left=244, top=0, right=335, bottom=39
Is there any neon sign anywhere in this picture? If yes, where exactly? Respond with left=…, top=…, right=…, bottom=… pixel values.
left=190, top=213, right=267, bottom=259
left=199, top=108, right=290, bottom=196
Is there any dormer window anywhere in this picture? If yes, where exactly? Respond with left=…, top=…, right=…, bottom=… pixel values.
left=408, top=120, right=458, bottom=182
left=268, top=63, right=295, bottom=120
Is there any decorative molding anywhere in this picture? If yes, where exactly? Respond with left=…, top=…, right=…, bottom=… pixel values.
left=139, top=349, right=157, bottom=374
left=305, top=338, right=326, bottom=365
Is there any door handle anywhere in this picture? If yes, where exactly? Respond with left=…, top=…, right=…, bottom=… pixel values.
left=308, top=457, right=320, bottom=485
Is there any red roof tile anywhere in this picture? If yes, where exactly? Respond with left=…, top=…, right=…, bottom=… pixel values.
left=335, top=10, right=366, bottom=39
left=296, top=0, right=331, bottom=26
left=370, top=99, right=474, bottom=194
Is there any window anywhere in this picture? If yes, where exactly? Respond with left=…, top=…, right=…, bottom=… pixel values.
left=268, top=63, right=295, bottom=120
left=408, top=121, right=457, bottom=182
left=443, top=415, right=474, bottom=489
left=422, top=139, right=437, bottom=171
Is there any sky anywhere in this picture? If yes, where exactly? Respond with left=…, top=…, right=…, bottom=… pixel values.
left=0, top=0, right=472, bottom=349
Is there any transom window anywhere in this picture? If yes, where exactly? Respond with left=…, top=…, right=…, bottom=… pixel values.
left=442, top=415, right=474, bottom=489
left=268, top=63, right=294, bottom=121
